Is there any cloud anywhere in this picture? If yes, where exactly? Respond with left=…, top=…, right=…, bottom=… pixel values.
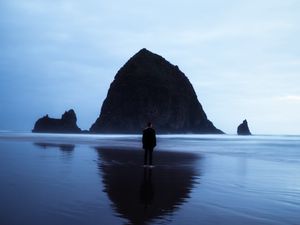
left=277, top=95, right=300, bottom=102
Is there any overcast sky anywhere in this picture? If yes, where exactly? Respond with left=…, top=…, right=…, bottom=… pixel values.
left=0, top=0, right=299, bottom=134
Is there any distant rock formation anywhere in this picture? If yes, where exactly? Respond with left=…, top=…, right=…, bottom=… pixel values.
left=90, top=48, right=223, bottom=134
left=32, top=109, right=81, bottom=133
left=237, top=119, right=251, bottom=135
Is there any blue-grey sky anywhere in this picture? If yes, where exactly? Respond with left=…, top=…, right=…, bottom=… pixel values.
left=0, top=0, right=299, bottom=134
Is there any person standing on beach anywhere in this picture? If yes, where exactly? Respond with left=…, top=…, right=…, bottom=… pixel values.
left=142, top=122, right=156, bottom=167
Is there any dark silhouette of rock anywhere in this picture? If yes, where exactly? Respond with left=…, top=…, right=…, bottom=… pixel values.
left=90, top=48, right=223, bottom=134
left=237, top=119, right=252, bottom=135
left=32, top=109, right=81, bottom=133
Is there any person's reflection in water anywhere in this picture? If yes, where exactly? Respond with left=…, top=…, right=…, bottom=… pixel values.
left=140, top=168, right=154, bottom=209
left=96, top=148, right=201, bottom=225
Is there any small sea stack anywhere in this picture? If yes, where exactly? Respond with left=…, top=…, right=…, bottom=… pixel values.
left=32, top=109, right=81, bottom=133
left=237, top=119, right=252, bottom=135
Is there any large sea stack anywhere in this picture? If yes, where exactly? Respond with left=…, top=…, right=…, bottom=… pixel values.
left=90, top=48, right=223, bottom=134
left=32, top=109, right=81, bottom=133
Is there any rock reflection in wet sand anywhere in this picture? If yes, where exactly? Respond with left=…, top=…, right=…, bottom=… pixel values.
left=34, top=142, right=75, bottom=160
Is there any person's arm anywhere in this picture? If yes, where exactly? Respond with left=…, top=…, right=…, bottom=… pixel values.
left=142, top=130, right=145, bottom=149
left=153, top=130, right=156, bottom=147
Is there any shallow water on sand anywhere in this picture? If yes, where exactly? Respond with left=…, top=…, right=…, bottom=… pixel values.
left=0, top=134, right=300, bottom=225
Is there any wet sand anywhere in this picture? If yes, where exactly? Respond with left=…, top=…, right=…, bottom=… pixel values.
left=0, top=134, right=300, bottom=225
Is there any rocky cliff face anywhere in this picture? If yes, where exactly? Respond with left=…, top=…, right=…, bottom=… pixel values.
left=237, top=119, right=252, bottom=135
left=90, top=48, right=223, bottom=134
left=32, top=109, right=81, bottom=133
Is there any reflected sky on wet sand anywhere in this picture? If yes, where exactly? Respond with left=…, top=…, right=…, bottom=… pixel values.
left=0, top=135, right=300, bottom=225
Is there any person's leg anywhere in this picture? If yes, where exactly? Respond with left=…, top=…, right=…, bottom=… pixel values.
left=149, top=148, right=153, bottom=166
left=144, top=149, right=148, bottom=165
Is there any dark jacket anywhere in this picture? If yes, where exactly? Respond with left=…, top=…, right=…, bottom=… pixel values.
left=142, top=127, right=156, bottom=149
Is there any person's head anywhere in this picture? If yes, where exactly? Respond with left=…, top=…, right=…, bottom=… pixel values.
left=147, top=122, right=152, bottom=128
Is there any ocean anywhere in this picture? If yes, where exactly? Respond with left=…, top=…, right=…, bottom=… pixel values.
left=0, top=133, right=299, bottom=225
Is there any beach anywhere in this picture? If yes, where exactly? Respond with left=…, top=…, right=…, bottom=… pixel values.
left=0, top=133, right=299, bottom=225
